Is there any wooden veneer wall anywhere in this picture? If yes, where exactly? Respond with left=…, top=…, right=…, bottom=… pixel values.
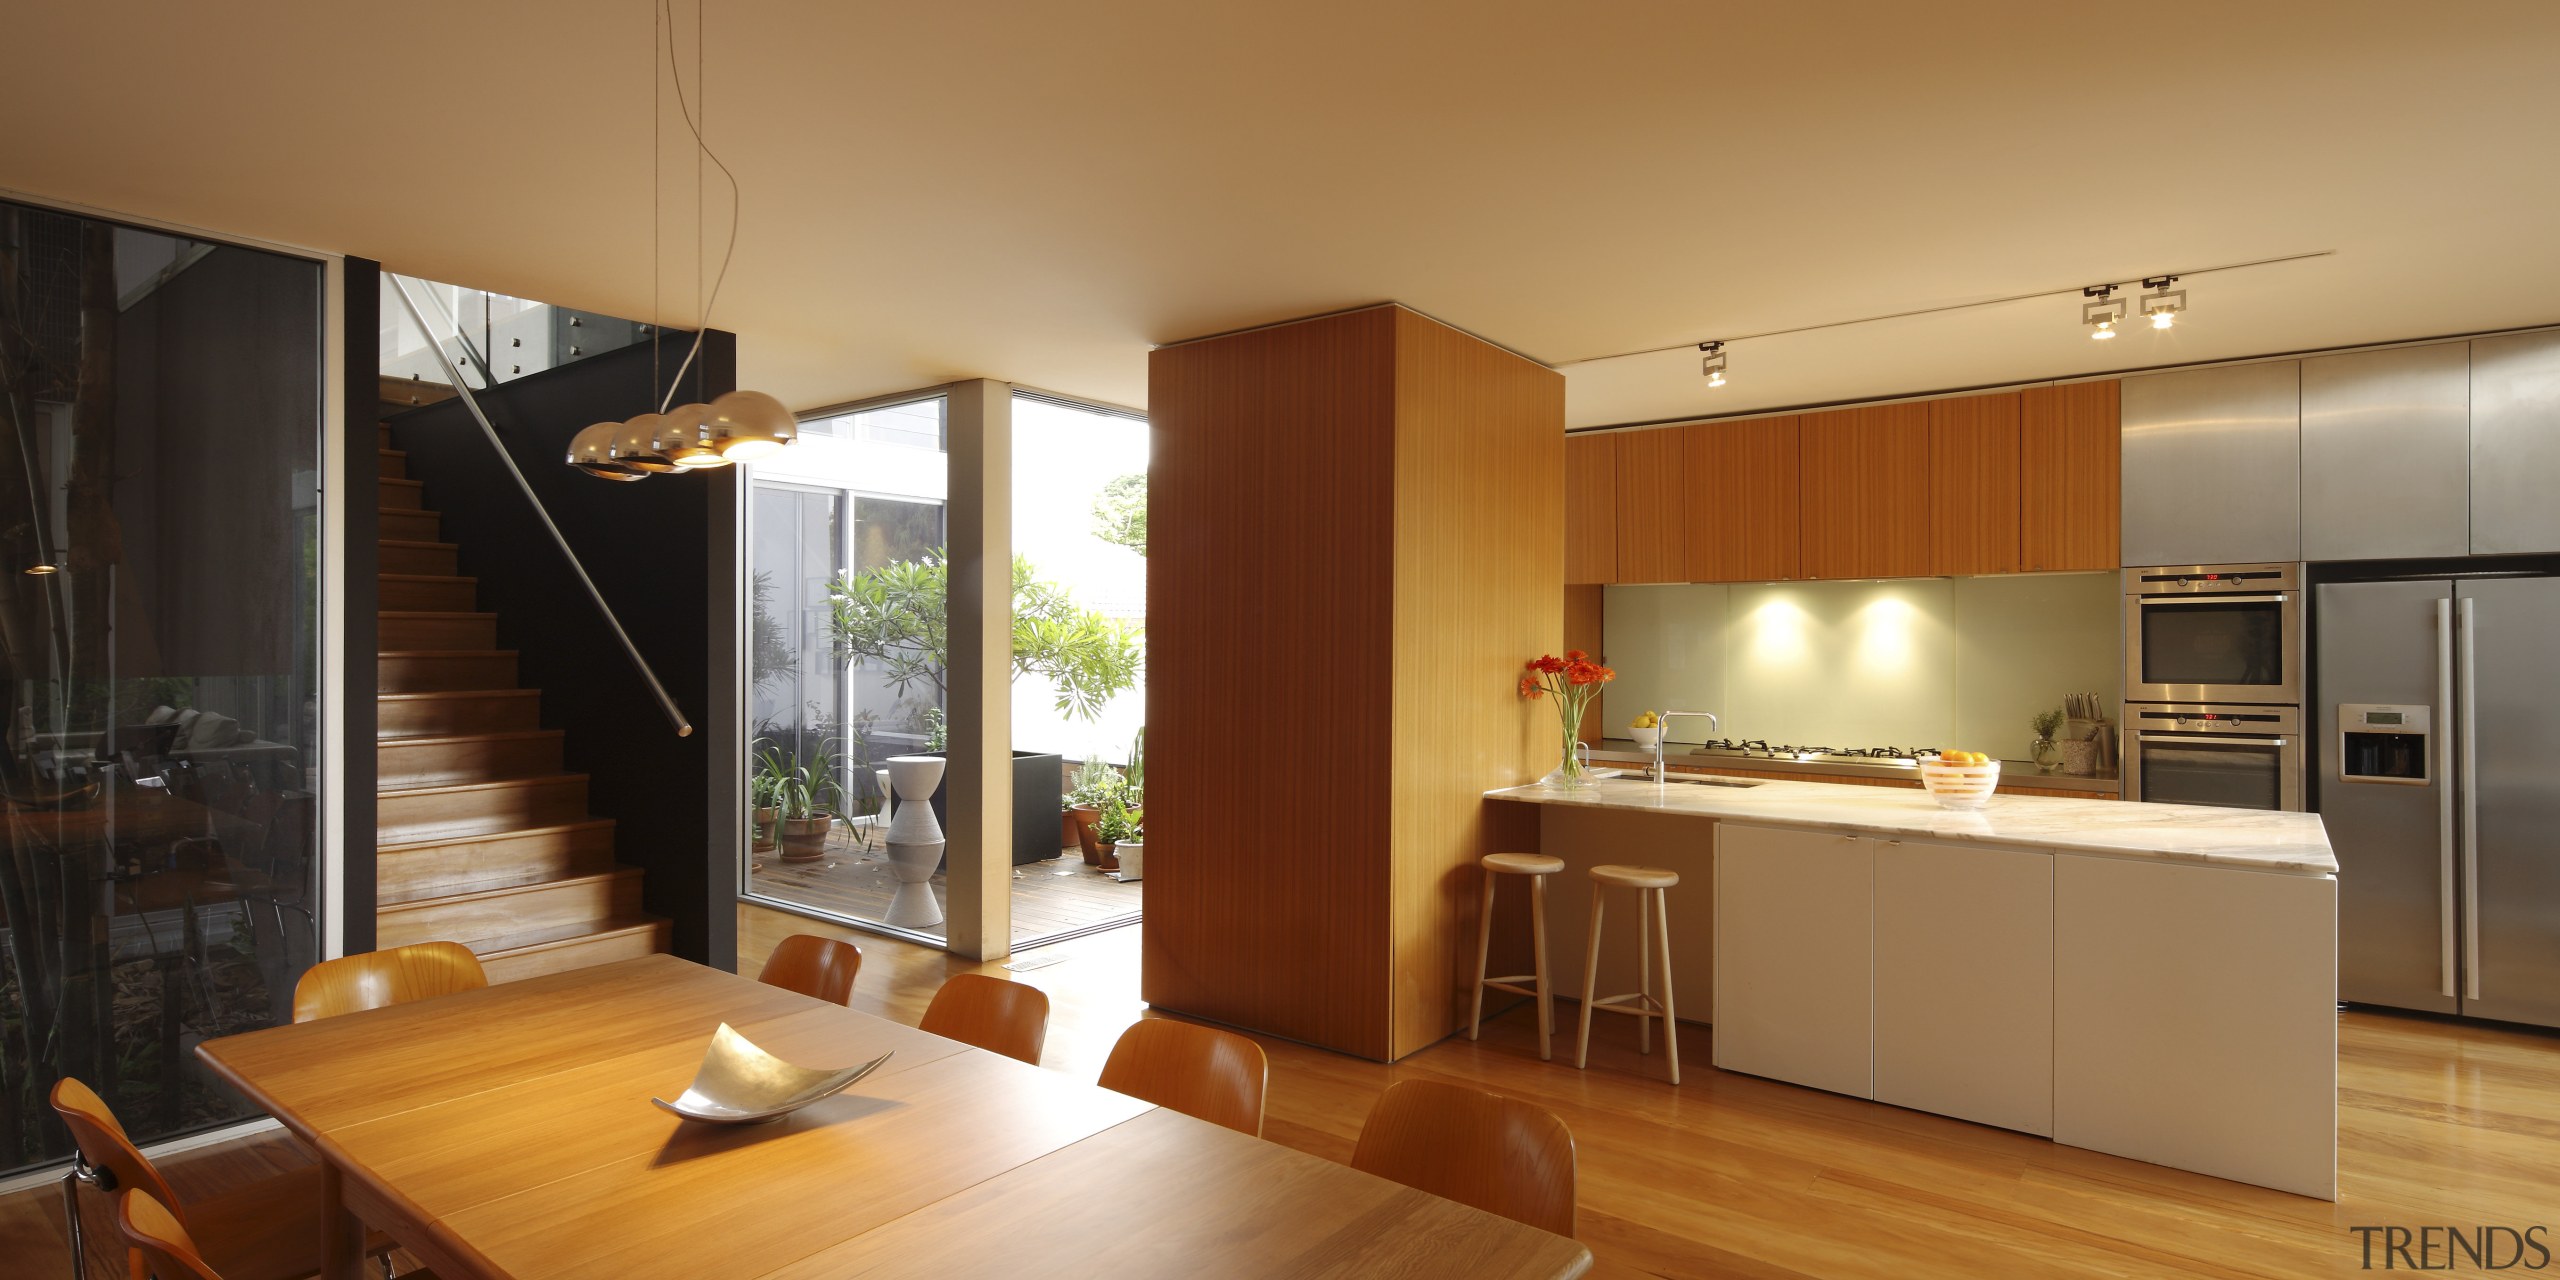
left=1145, top=305, right=1563, bottom=1061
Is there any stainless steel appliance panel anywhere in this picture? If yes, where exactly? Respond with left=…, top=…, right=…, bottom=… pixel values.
left=2456, top=576, right=2560, bottom=1026
left=2470, top=331, right=2560, bottom=555
left=2315, top=580, right=2457, bottom=1014
left=2122, top=703, right=2304, bottom=812
left=2122, top=564, right=2303, bottom=705
left=2120, top=361, right=2302, bottom=566
left=2300, top=343, right=2470, bottom=561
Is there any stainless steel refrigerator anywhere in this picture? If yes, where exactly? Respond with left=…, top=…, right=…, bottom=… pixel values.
left=2317, top=575, right=2560, bottom=1026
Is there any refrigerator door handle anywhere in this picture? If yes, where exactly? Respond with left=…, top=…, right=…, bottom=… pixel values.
left=2459, top=595, right=2482, bottom=1003
left=2437, top=597, right=2456, bottom=999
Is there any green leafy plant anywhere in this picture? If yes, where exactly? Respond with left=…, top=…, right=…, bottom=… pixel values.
left=1091, top=472, right=1147, bottom=557
left=1067, top=760, right=1127, bottom=810
left=2031, top=708, right=2066, bottom=741
left=748, top=571, right=796, bottom=693
left=1095, top=798, right=1141, bottom=845
left=1122, top=726, right=1145, bottom=808
left=755, top=740, right=841, bottom=820
left=828, top=550, right=1141, bottom=720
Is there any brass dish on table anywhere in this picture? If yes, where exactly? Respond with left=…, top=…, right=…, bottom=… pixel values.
left=651, top=1023, right=892, bottom=1124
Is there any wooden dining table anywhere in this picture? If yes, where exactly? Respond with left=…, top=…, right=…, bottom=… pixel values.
left=196, top=954, right=1591, bottom=1279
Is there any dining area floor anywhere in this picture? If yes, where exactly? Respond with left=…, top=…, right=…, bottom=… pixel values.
left=10, top=901, right=2559, bottom=1279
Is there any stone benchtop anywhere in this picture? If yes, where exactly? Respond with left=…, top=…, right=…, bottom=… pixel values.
left=1486, top=775, right=2336, bottom=876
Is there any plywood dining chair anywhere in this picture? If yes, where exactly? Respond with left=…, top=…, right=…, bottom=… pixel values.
left=756, top=934, right=863, bottom=1005
left=114, top=1189, right=223, bottom=1280
left=919, top=973, right=1050, bottom=1064
left=292, top=939, right=488, bottom=1022
left=1350, top=1078, right=1577, bottom=1238
left=51, top=1078, right=398, bottom=1280
left=1097, top=1019, right=1269, bottom=1136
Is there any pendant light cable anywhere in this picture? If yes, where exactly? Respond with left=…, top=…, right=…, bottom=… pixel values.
left=653, top=0, right=740, bottom=412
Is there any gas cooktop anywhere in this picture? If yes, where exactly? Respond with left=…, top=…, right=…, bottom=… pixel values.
left=1683, top=739, right=1942, bottom=766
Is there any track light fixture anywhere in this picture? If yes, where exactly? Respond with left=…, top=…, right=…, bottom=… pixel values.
left=2141, top=275, right=2187, bottom=330
left=2082, top=285, right=2127, bottom=340
left=1698, top=341, right=1728, bottom=388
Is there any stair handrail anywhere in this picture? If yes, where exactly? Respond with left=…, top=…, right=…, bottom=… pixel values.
left=387, top=273, right=694, bottom=738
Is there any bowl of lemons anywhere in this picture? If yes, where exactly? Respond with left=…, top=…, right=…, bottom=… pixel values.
left=1918, top=750, right=2001, bottom=810
left=1628, top=711, right=1662, bottom=751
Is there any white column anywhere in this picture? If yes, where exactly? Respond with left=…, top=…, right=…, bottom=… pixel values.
left=943, top=380, right=1013, bottom=959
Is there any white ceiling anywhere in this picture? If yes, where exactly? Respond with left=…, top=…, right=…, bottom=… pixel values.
left=6, top=1, right=2558, bottom=427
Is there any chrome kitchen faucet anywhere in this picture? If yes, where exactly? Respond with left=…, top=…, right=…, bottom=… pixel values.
left=1651, top=711, right=1720, bottom=781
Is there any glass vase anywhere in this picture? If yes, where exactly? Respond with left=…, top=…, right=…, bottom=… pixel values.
left=1541, top=732, right=1597, bottom=790
left=2030, top=736, right=2062, bottom=774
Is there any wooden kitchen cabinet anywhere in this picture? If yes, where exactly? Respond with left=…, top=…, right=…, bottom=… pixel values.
left=1686, top=415, right=1801, bottom=582
left=1798, top=404, right=1930, bottom=579
left=1927, top=394, right=2022, bottom=575
left=2020, top=381, right=2121, bottom=571
left=1713, top=824, right=1874, bottom=1098
left=1873, top=839, right=2053, bottom=1136
left=1563, top=432, right=1618, bottom=584
left=1614, top=426, right=1689, bottom=582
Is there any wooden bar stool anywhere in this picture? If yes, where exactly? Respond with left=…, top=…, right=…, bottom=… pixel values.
left=1576, top=863, right=1681, bottom=1084
left=1470, top=852, right=1563, bottom=1060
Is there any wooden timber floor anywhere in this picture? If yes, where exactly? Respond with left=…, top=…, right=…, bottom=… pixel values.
left=746, top=820, right=1141, bottom=946
left=8, top=901, right=2556, bottom=1279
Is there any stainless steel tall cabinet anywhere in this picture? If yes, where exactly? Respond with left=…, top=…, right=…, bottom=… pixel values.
left=2300, top=343, right=2470, bottom=561
left=2470, top=330, right=2560, bottom=555
left=2120, top=362, right=2301, bottom=566
left=2317, top=574, right=2560, bottom=1028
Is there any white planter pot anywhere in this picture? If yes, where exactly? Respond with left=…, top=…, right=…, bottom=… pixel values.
left=1112, top=839, right=1144, bottom=882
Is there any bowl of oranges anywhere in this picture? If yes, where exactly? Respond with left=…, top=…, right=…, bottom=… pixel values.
left=1917, top=750, right=2001, bottom=810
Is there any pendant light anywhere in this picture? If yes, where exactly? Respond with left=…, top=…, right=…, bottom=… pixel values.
left=567, top=0, right=798, bottom=481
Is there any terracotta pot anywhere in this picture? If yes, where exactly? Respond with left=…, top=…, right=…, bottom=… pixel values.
left=1096, top=841, right=1120, bottom=872
left=1059, top=810, right=1080, bottom=854
left=1067, top=806, right=1104, bottom=864
left=778, top=813, right=833, bottom=862
left=751, top=806, right=779, bottom=854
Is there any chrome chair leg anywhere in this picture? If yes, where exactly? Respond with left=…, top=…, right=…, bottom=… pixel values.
left=60, top=1166, right=89, bottom=1280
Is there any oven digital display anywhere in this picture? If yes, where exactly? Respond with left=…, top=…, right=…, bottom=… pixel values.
left=2365, top=711, right=2405, bottom=726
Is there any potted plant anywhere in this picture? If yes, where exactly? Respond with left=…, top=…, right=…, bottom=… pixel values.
left=1065, top=761, right=1126, bottom=865
left=1094, top=798, right=1139, bottom=875
left=748, top=749, right=785, bottom=854
left=1108, top=805, right=1144, bottom=883
left=771, top=742, right=841, bottom=862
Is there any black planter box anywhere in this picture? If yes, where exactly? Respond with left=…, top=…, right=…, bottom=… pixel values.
left=921, top=750, right=1065, bottom=867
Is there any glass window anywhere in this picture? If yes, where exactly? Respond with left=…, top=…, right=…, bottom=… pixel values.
left=742, top=397, right=950, bottom=940
left=0, top=199, right=324, bottom=1174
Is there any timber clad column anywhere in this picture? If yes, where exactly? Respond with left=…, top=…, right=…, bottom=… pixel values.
left=944, top=381, right=1013, bottom=961
left=1146, top=305, right=1563, bottom=1060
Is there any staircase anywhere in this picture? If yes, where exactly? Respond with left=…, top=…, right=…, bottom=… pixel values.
left=373, top=392, right=671, bottom=980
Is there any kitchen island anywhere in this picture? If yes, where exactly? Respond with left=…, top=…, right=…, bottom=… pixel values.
left=1486, top=774, right=2336, bottom=1199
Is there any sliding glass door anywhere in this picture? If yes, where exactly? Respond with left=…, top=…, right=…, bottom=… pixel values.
left=0, top=198, right=325, bottom=1173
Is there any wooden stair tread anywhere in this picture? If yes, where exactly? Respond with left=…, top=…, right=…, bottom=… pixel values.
left=380, top=867, right=641, bottom=913
left=379, top=610, right=498, bottom=620
left=377, top=728, right=562, bottom=746
left=379, top=573, right=471, bottom=584
left=380, top=648, right=520, bottom=658
left=381, top=478, right=424, bottom=489
left=379, top=772, right=588, bottom=799
left=378, top=818, right=616, bottom=854
left=472, top=916, right=667, bottom=958
left=379, top=538, right=458, bottom=550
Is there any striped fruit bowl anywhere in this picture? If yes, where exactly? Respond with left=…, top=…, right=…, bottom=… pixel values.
left=1917, top=755, right=2001, bottom=810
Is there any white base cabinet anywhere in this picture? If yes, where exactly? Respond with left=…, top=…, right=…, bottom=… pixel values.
left=2052, top=854, right=2337, bottom=1199
left=1874, top=840, right=2054, bottom=1137
left=1712, top=826, right=1873, bottom=1098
